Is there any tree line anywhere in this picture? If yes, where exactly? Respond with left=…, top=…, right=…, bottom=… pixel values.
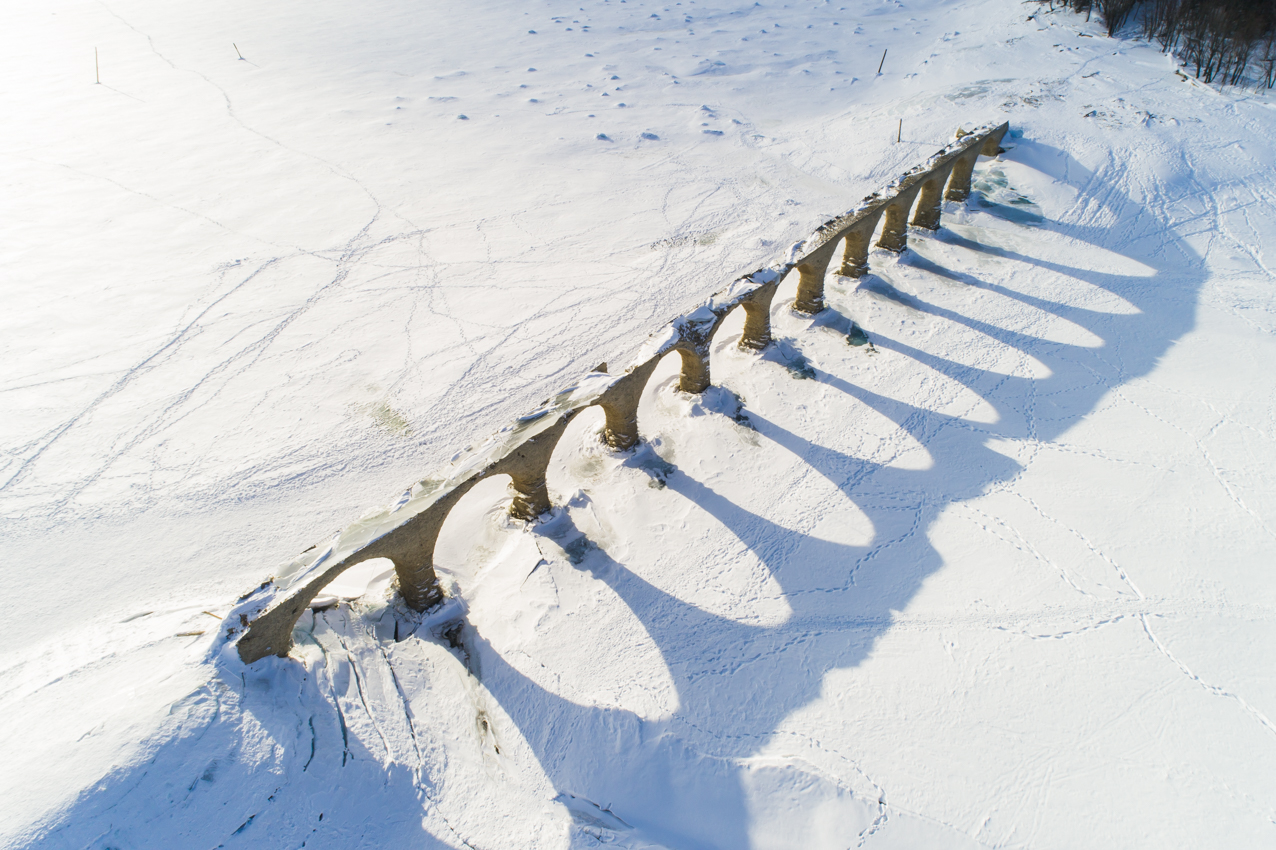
left=1040, top=0, right=1276, bottom=88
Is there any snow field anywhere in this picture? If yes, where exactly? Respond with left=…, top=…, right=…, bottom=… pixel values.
left=4, top=0, right=1276, bottom=847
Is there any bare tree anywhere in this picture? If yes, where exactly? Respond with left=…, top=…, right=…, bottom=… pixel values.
left=1055, top=0, right=1276, bottom=88
left=1257, top=30, right=1276, bottom=87
left=1098, top=0, right=1140, bottom=34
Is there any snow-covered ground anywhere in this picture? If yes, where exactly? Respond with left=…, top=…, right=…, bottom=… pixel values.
left=3, top=0, right=1276, bottom=847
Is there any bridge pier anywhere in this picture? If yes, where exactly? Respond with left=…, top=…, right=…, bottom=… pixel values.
left=912, top=164, right=956, bottom=231
left=876, top=184, right=924, bottom=253
left=494, top=414, right=577, bottom=521
left=598, top=358, right=661, bottom=450
left=793, top=243, right=839, bottom=314
left=837, top=210, right=887, bottom=278
left=739, top=283, right=779, bottom=350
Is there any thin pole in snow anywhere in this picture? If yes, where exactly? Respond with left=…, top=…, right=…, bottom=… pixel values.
left=897, top=119, right=902, bottom=143
left=877, top=48, right=887, bottom=75
left=234, top=43, right=244, bottom=60
left=95, top=47, right=100, bottom=84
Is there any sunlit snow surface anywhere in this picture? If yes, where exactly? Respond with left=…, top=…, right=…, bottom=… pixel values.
left=3, top=0, right=1276, bottom=847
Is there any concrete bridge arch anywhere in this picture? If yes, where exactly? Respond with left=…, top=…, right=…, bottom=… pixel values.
left=232, top=121, right=1010, bottom=664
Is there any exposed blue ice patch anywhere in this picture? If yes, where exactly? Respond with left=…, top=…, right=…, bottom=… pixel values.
left=972, top=166, right=1043, bottom=224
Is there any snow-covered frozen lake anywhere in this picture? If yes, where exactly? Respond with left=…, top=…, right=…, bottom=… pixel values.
left=3, top=0, right=1275, bottom=847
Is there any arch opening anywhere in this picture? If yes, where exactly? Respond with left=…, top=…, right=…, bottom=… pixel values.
left=772, top=264, right=801, bottom=312
left=431, top=473, right=522, bottom=592
left=309, top=557, right=396, bottom=609
left=545, top=405, right=612, bottom=506
left=707, top=301, right=776, bottom=394
left=636, top=347, right=705, bottom=441
left=710, top=303, right=749, bottom=352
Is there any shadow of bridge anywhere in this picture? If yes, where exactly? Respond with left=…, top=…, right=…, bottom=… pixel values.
left=24, top=138, right=1204, bottom=850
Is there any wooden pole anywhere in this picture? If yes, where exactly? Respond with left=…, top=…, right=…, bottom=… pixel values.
left=877, top=48, right=887, bottom=75
left=95, top=48, right=100, bottom=84
left=897, top=118, right=902, bottom=143
left=234, top=43, right=244, bottom=60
